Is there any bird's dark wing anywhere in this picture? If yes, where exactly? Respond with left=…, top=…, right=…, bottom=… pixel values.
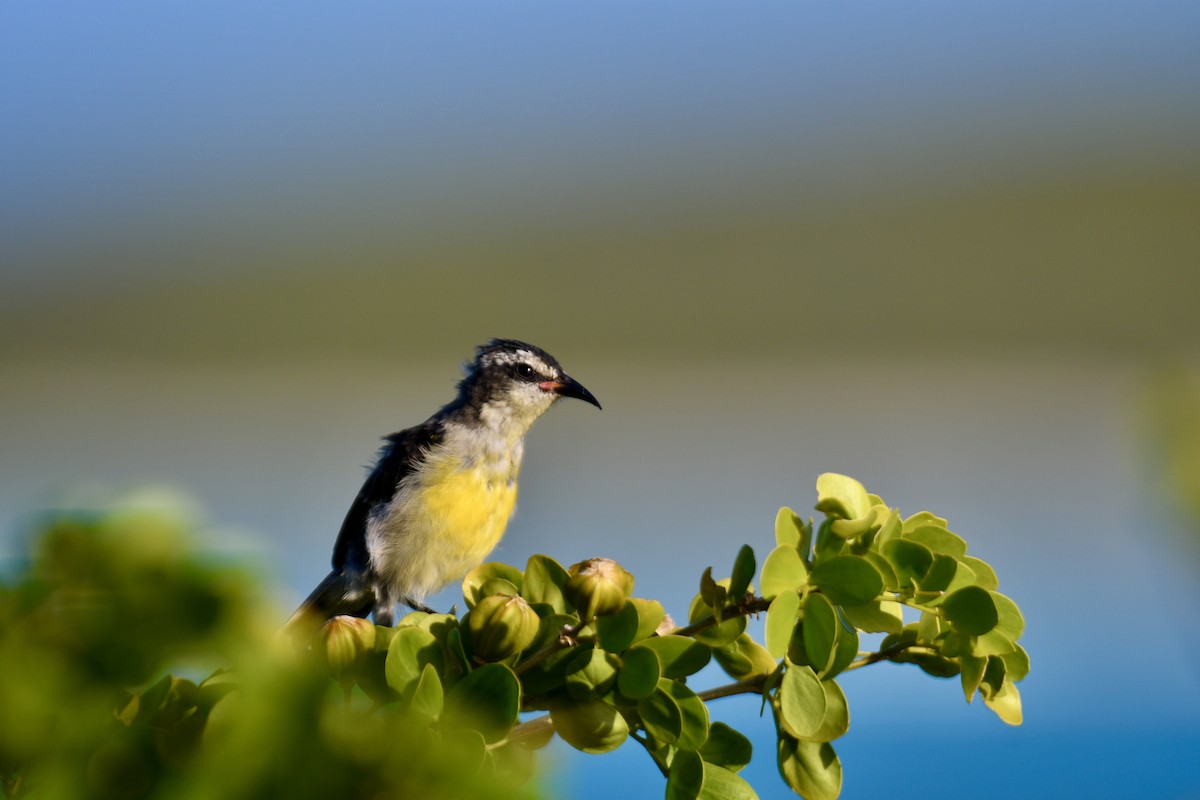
left=330, top=419, right=445, bottom=572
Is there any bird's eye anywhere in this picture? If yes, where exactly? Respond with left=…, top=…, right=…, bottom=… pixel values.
left=514, top=363, right=537, bottom=380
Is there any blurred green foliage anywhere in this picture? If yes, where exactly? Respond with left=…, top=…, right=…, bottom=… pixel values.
left=0, top=504, right=537, bottom=800
left=1, top=475, right=1027, bottom=799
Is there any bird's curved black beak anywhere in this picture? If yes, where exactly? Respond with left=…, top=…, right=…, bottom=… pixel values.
left=542, top=375, right=601, bottom=409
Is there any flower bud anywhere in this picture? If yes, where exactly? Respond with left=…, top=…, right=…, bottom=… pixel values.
left=467, top=593, right=539, bottom=662
left=319, top=615, right=376, bottom=686
left=564, top=558, right=634, bottom=621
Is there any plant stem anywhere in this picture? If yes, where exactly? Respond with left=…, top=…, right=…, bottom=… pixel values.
left=515, top=621, right=585, bottom=676
left=669, top=595, right=771, bottom=639
left=695, top=674, right=768, bottom=702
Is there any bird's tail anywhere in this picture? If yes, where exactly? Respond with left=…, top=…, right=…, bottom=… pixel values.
left=279, top=569, right=374, bottom=644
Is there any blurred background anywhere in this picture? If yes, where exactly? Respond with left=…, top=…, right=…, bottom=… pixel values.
left=2, top=1, right=1199, bottom=797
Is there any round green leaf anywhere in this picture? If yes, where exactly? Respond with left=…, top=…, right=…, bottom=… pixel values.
left=637, top=686, right=683, bottom=745
left=565, top=648, right=619, bottom=701
left=777, top=736, right=842, bottom=800
left=408, top=662, right=444, bottom=722
left=713, top=633, right=777, bottom=681
left=596, top=600, right=641, bottom=652
left=881, top=538, right=934, bottom=589
left=699, top=722, right=753, bottom=773
left=779, top=663, right=826, bottom=739
left=523, top=554, right=569, bottom=613
left=940, top=585, right=999, bottom=635
left=1002, top=643, right=1031, bottom=682
left=462, top=562, right=524, bottom=608
left=863, top=550, right=900, bottom=591
left=637, top=635, right=711, bottom=679
left=661, top=679, right=710, bottom=750
left=839, top=599, right=903, bottom=634
left=385, top=626, right=443, bottom=698
left=828, top=616, right=859, bottom=679
left=443, top=663, right=520, bottom=743
left=688, top=592, right=746, bottom=648
left=551, top=698, right=630, bottom=754
left=801, top=679, right=850, bottom=743
left=760, top=544, right=809, bottom=598
left=815, top=473, right=870, bottom=521
left=990, top=591, right=1025, bottom=641
left=903, top=524, right=967, bottom=557
left=765, top=590, right=801, bottom=659
left=617, top=645, right=661, bottom=699
left=629, top=598, right=666, bottom=642
left=959, top=555, right=999, bottom=590
left=801, top=594, right=838, bottom=677
left=902, top=511, right=948, bottom=532
left=666, top=748, right=704, bottom=800
left=982, top=677, right=1023, bottom=725
left=774, top=506, right=804, bottom=549
left=699, top=762, right=760, bottom=800
left=808, top=555, right=884, bottom=606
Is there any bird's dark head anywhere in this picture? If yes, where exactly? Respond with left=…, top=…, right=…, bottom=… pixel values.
left=466, top=339, right=601, bottom=415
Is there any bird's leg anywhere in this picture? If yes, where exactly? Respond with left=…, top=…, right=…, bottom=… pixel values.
left=404, top=596, right=439, bottom=615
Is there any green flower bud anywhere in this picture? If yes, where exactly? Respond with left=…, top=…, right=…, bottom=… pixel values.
left=319, top=615, right=376, bottom=686
left=564, top=558, right=635, bottom=621
left=467, top=593, right=539, bottom=662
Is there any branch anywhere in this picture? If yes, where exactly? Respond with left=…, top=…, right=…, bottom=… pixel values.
left=695, top=674, right=768, bottom=703
left=845, top=641, right=936, bottom=670
left=669, top=595, right=771, bottom=639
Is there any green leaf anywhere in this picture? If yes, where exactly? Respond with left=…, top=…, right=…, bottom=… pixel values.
left=778, top=662, right=826, bottom=739
left=635, top=636, right=711, bottom=679
left=699, top=567, right=726, bottom=612
left=617, top=645, right=661, bottom=699
left=917, top=554, right=960, bottom=594
left=765, top=590, right=801, bottom=658
left=960, top=654, right=987, bottom=703
left=462, top=562, right=524, bottom=608
left=700, top=722, right=753, bottom=772
left=801, top=594, right=839, bottom=678
left=408, top=662, right=444, bottom=722
left=728, top=545, right=756, bottom=601
left=982, top=677, right=1023, bottom=725
left=760, top=544, right=809, bottom=598
left=959, top=555, right=999, bottom=590
left=777, top=736, right=842, bottom=800
left=385, top=626, right=444, bottom=699
left=713, top=633, right=778, bottom=681
left=443, top=663, right=520, bottom=743
left=839, top=599, right=903, bottom=634
left=638, top=685, right=684, bottom=745
left=881, top=538, right=934, bottom=590
left=1002, top=643, right=1031, bottom=682
left=940, top=586, right=999, bottom=635
left=523, top=554, right=569, bottom=613
left=629, top=598, right=667, bottom=642
left=565, top=648, right=619, bottom=701
left=699, top=762, right=760, bottom=800
left=990, top=591, right=1025, bottom=641
left=862, top=550, right=900, bottom=591
left=688, top=592, right=746, bottom=648
left=661, top=680, right=710, bottom=750
left=596, top=600, right=641, bottom=652
left=666, top=749, right=704, bottom=800
left=902, top=511, right=948, bottom=532
left=903, top=524, right=967, bottom=557
left=828, top=614, right=859, bottom=679
left=775, top=506, right=804, bottom=549
left=550, top=697, right=630, bottom=753
left=815, top=473, right=871, bottom=521
left=808, top=554, right=884, bottom=606
left=801, top=679, right=850, bottom=743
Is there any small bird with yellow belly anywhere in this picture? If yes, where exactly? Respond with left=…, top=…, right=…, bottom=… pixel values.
left=284, top=339, right=600, bottom=634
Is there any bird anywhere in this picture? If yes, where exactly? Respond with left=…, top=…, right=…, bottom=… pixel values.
left=284, top=338, right=600, bottom=636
